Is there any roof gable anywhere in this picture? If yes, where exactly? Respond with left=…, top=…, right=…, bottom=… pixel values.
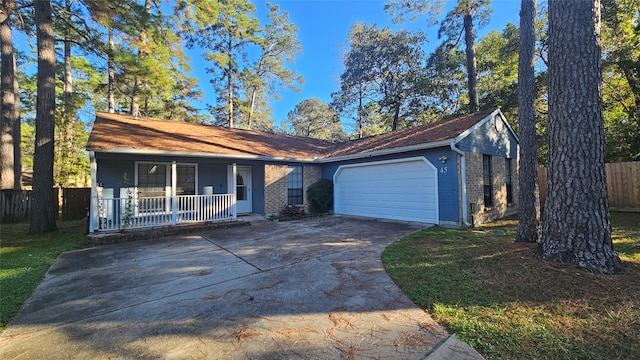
left=87, top=109, right=506, bottom=161
left=454, top=109, right=519, bottom=158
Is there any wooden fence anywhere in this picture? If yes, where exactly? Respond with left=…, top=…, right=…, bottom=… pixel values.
left=538, top=161, right=640, bottom=212
left=1, top=188, right=91, bottom=223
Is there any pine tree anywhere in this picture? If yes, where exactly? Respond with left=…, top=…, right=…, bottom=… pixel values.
left=541, top=0, right=623, bottom=273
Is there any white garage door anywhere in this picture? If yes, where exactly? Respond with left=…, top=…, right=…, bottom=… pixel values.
left=333, top=157, right=439, bottom=223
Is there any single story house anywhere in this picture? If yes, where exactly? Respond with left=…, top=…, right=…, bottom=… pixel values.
left=86, top=108, right=518, bottom=232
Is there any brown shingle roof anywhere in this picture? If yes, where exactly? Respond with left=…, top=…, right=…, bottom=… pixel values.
left=87, top=109, right=498, bottom=161
left=324, top=109, right=496, bottom=158
left=87, top=112, right=335, bottom=159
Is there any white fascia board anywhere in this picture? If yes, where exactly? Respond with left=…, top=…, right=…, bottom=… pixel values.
left=87, top=147, right=318, bottom=163
left=88, top=139, right=456, bottom=164
left=317, top=139, right=454, bottom=163
left=497, top=110, right=520, bottom=142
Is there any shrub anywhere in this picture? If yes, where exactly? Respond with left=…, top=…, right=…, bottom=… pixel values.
left=279, top=204, right=305, bottom=218
left=306, top=179, right=333, bottom=214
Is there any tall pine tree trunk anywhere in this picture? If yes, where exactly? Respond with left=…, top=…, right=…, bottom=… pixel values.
left=131, top=81, right=140, bottom=116
left=30, top=0, right=57, bottom=233
left=463, top=12, right=479, bottom=114
left=1, top=0, right=21, bottom=190
left=391, top=101, right=400, bottom=131
left=248, top=87, right=257, bottom=129
left=541, top=0, right=622, bottom=273
left=61, top=2, right=74, bottom=187
left=515, top=0, right=541, bottom=243
left=358, top=83, right=363, bottom=138
left=227, top=37, right=234, bottom=128
left=108, top=27, right=115, bottom=113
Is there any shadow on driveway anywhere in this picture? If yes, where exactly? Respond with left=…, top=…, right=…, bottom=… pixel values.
left=1, top=216, right=454, bottom=359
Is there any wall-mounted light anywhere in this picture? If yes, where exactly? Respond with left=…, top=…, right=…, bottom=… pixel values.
left=439, top=155, right=448, bottom=163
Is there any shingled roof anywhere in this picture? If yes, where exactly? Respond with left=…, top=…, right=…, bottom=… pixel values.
left=87, top=109, right=500, bottom=161
left=324, top=109, right=496, bottom=158
left=87, top=113, right=335, bottom=160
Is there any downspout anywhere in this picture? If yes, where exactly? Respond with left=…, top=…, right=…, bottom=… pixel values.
left=451, top=142, right=472, bottom=227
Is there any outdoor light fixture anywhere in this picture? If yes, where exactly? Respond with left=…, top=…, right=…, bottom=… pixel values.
left=439, top=156, right=448, bottom=163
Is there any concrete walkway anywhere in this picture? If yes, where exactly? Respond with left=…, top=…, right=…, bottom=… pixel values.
left=1, top=216, right=483, bottom=359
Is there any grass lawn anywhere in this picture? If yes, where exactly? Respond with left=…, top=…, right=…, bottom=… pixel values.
left=382, top=212, right=640, bottom=360
left=0, top=220, right=89, bottom=331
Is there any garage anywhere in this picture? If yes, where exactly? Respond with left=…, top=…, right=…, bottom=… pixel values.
left=333, top=157, right=439, bottom=223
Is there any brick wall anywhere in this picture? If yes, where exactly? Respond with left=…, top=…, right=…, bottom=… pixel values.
left=465, top=152, right=518, bottom=226
left=264, top=164, right=323, bottom=215
left=264, top=165, right=288, bottom=214
left=302, top=165, right=322, bottom=211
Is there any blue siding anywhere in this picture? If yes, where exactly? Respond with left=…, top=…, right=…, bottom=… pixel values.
left=320, top=147, right=461, bottom=223
left=95, top=154, right=265, bottom=214
left=456, top=115, right=518, bottom=158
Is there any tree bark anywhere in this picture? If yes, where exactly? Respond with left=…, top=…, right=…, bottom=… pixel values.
left=1, top=0, right=21, bottom=190
left=463, top=12, right=479, bottom=114
left=30, top=0, right=57, bottom=233
left=248, top=87, right=257, bottom=129
left=131, top=81, right=140, bottom=117
left=541, top=0, right=623, bottom=273
left=515, top=0, right=541, bottom=243
left=227, top=36, right=234, bottom=128
left=108, top=27, right=115, bottom=113
left=358, top=83, right=363, bottom=138
left=391, top=101, right=400, bottom=131
left=60, top=0, right=74, bottom=187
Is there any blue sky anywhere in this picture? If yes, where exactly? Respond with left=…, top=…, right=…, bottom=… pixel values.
left=190, top=0, right=522, bottom=131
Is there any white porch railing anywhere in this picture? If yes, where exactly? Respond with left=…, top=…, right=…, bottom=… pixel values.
left=96, top=194, right=235, bottom=232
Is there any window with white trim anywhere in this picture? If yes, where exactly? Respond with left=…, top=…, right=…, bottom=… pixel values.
left=177, top=164, right=196, bottom=195
left=137, top=163, right=168, bottom=198
left=136, top=162, right=197, bottom=197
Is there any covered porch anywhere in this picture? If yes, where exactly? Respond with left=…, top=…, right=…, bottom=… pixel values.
left=88, top=155, right=245, bottom=232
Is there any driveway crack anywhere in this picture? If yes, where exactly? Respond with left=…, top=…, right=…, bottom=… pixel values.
left=200, top=234, right=264, bottom=272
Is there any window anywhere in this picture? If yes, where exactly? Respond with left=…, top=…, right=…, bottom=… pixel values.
left=137, top=163, right=168, bottom=197
left=287, top=166, right=303, bottom=205
left=483, top=155, right=493, bottom=207
left=136, top=163, right=169, bottom=212
left=505, top=158, right=513, bottom=204
left=177, top=164, right=196, bottom=195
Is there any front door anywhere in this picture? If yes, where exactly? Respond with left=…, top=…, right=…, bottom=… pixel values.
left=228, top=166, right=252, bottom=214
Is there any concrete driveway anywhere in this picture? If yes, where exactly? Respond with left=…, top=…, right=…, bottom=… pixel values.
left=0, top=216, right=482, bottom=359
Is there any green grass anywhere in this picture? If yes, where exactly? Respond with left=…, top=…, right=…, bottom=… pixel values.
left=382, top=212, right=640, bottom=360
left=0, top=220, right=89, bottom=331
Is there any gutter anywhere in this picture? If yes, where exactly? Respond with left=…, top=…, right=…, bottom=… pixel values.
left=87, top=147, right=319, bottom=164
left=450, top=142, right=472, bottom=227
left=87, top=139, right=455, bottom=164
left=318, top=139, right=454, bottom=163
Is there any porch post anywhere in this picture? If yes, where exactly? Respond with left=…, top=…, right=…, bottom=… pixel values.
left=89, top=151, right=98, bottom=232
left=232, top=162, right=237, bottom=219
left=171, top=161, right=177, bottom=225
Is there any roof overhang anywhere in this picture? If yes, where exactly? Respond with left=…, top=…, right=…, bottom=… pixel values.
left=316, top=139, right=454, bottom=163
left=87, top=147, right=319, bottom=163
left=89, top=138, right=456, bottom=164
